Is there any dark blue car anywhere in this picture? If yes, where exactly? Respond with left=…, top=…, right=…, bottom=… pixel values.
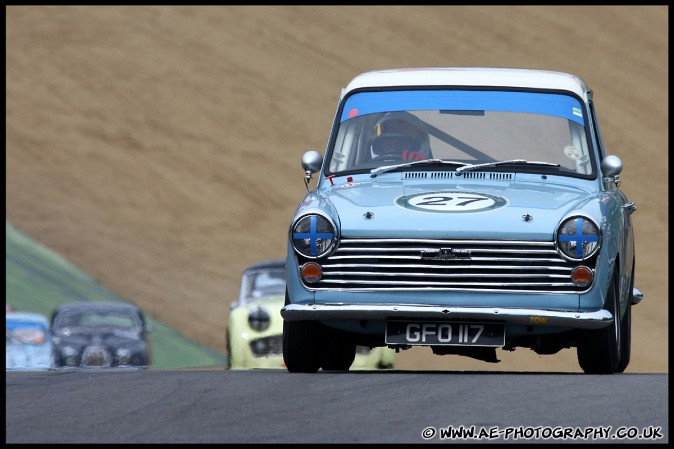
left=50, top=301, right=151, bottom=368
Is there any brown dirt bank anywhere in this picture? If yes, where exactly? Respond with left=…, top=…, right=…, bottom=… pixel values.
left=6, top=6, right=668, bottom=372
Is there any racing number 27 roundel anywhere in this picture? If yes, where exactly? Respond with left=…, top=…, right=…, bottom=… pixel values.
left=397, top=191, right=508, bottom=213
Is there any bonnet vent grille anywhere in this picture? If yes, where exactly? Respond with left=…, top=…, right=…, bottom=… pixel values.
left=404, top=172, right=514, bottom=181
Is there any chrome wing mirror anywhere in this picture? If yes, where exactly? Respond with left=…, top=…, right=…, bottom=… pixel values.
left=600, top=155, right=623, bottom=188
left=301, top=150, right=323, bottom=192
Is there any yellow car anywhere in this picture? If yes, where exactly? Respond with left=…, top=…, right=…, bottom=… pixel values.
left=226, top=259, right=395, bottom=370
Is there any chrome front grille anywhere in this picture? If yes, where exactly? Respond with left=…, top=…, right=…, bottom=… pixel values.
left=249, top=335, right=283, bottom=357
left=81, top=345, right=112, bottom=367
left=305, top=238, right=594, bottom=293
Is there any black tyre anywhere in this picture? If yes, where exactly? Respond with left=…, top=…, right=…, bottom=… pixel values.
left=577, top=268, right=622, bottom=374
left=616, top=260, right=635, bottom=373
left=131, top=353, right=149, bottom=367
left=615, top=299, right=631, bottom=373
left=283, top=319, right=322, bottom=373
left=225, top=329, right=232, bottom=370
left=282, top=288, right=322, bottom=372
left=320, top=326, right=356, bottom=371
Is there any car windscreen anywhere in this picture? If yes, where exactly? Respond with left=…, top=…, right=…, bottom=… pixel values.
left=53, top=310, right=140, bottom=332
left=241, top=268, right=286, bottom=303
left=327, top=89, right=594, bottom=177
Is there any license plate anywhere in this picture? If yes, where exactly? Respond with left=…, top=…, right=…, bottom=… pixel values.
left=385, top=321, right=505, bottom=347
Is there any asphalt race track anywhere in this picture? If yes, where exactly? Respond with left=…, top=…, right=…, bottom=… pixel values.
left=5, top=370, right=668, bottom=444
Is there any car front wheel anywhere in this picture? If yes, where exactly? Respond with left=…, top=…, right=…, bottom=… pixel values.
left=576, top=268, right=622, bottom=374
left=615, top=259, right=635, bottom=373
left=225, top=329, right=233, bottom=370
left=283, top=319, right=322, bottom=373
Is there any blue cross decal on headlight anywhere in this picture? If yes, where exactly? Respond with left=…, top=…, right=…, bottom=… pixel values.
left=293, top=215, right=334, bottom=257
left=559, top=217, right=599, bottom=258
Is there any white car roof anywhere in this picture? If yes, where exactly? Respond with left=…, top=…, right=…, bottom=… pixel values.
left=341, top=67, right=591, bottom=101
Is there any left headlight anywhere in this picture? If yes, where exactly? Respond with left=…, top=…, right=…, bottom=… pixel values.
left=116, top=347, right=132, bottom=366
left=248, top=306, right=271, bottom=332
left=291, top=214, right=337, bottom=258
left=556, top=215, right=601, bottom=261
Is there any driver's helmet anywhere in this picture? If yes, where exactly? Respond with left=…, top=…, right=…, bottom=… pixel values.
left=370, top=112, right=431, bottom=161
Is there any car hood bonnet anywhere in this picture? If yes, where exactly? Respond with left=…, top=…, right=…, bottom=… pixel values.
left=243, top=295, right=284, bottom=313
left=321, top=176, right=599, bottom=240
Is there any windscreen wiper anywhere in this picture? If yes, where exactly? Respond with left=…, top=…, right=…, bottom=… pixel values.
left=455, top=159, right=561, bottom=173
left=370, top=159, right=469, bottom=177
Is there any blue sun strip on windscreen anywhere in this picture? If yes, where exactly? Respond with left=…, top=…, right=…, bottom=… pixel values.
left=340, top=90, right=585, bottom=126
left=6, top=321, right=47, bottom=331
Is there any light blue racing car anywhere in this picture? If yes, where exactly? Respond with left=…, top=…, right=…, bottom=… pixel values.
left=282, top=67, right=642, bottom=374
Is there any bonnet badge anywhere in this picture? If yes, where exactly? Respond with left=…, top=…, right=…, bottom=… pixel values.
left=420, top=248, right=471, bottom=260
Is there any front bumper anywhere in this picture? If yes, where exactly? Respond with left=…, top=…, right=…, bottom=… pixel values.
left=281, top=303, right=613, bottom=330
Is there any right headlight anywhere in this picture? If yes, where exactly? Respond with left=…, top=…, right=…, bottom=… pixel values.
left=116, top=348, right=132, bottom=366
left=291, top=214, right=337, bottom=258
left=60, top=345, right=79, bottom=367
left=555, top=215, right=601, bottom=261
left=248, top=306, right=271, bottom=332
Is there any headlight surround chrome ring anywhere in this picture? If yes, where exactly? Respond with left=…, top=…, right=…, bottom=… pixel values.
left=555, top=215, right=601, bottom=261
left=291, top=214, right=338, bottom=259
left=116, top=348, right=132, bottom=366
left=248, top=306, right=271, bottom=332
